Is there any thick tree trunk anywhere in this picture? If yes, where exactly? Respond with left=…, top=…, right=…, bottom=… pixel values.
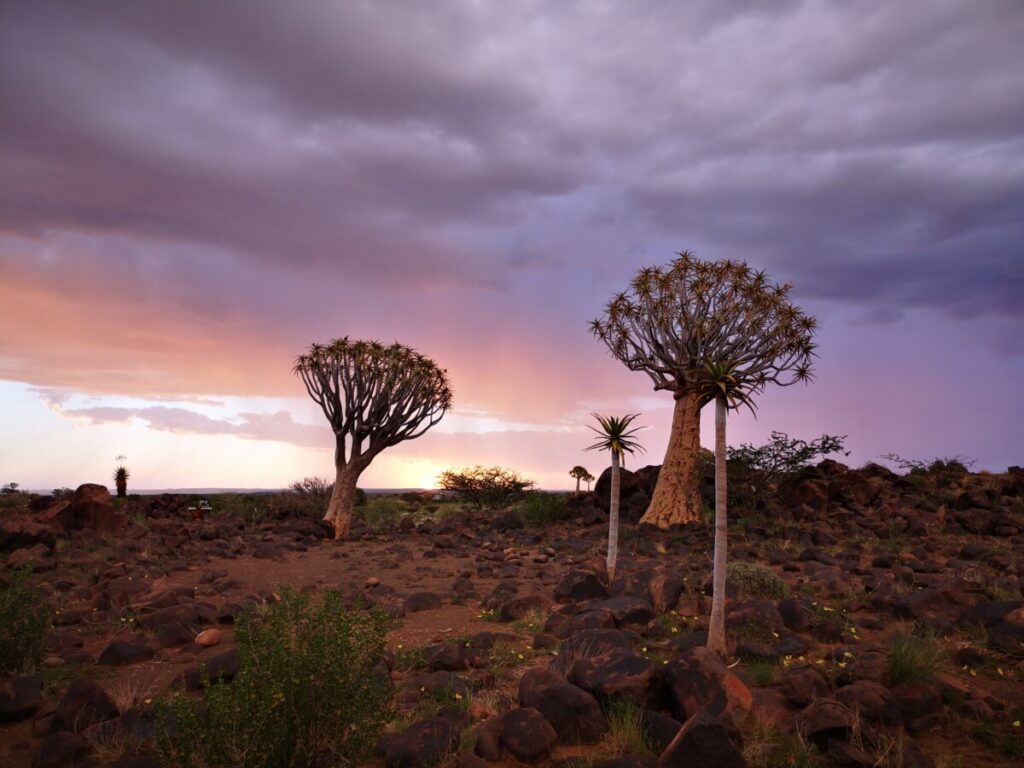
left=323, top=461, right=365, bottom=540
left=575, top=477, right=581, bottom=495
left=607, top=452, right=620, bottom=586
left=707, top=397, right=728, bottom=655
left=640, top=390, right=703, bottom=528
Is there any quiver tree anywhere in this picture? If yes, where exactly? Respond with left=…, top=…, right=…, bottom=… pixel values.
left=585, top=414, right=645, bottom=586
left=113, top=455, right=129, bottom=498
left=569, top=465, right=591, bottom=495
left=591, top=252, right=816, bottom=529
left=295, top=338, right=452, bottom=539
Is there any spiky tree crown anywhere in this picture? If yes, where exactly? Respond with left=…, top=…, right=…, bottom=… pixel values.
left=590, top=252, right=817, bottom=410
left=585, top=413, right=646, bottom=459
left=294, top=338, right=452, bottom=454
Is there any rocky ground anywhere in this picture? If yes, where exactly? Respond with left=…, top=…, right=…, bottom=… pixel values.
left=1, top=461, right=1023, bottom=768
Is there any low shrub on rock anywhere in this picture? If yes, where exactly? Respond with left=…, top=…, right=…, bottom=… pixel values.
left=0, top=565, right=49, bottom=674
left=158, top=588, right=392, bottom=768
left=726, top=562, right=790, bottom=600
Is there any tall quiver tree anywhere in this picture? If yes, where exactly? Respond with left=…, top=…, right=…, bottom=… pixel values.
left=591, top=253, right=814, bottom=528
left=688, top=275, right=816, bottom=655
left=295, top=338, right=452, bottom=539
left=586, top=414, right=645, bottom=586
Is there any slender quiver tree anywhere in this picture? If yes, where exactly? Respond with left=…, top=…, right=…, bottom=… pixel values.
left=586, top=414, right=645, bottom=586
left=679, top=266, right=817, bottom=656
left=295, top=338, right=452, bottom=539
left=569, top=465, right=591, bottom=495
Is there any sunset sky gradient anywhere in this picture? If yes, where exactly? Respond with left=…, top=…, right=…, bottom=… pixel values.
left=1, top=1, right=1021, bottom=491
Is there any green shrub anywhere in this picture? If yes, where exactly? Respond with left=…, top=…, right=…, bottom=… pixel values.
left=516, top=492, right=570, bottom=526
left=158, top=589, right=392, bottom=768
left=0, top=566, right=49, bottom=674
left=727, top=561, right=790, bottom=600
left=438, top=466, right=534, bottom=512
left=358, top=497, right=411, bottom=531
left=887, top=630, right=944, bottom=685
left=603, top=698, right=653, bottom=756
left=744, top=660, right=778, bottom=688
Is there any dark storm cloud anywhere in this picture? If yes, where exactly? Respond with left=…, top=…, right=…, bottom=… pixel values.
left=1, top=0, right=1021, bottom=310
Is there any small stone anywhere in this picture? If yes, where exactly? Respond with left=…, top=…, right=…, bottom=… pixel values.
left=366, top=577, right=381, bottom=588
left=195, top=628, right=223, bottom=647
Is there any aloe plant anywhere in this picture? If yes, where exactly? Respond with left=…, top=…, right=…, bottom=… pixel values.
left=586, top=413, right=645, bottom=586
left=113, top=455, right=129, bottom=497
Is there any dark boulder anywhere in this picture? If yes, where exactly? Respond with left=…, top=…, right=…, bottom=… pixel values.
left=554, top=570, right=608, bottom=603
left=499, top=707, right=558, bottom=764
left=50, top=679, right=118, bottom=733
left=0, top=675, right=43, bottom=722
left=657, top=709, right=746, bottom=768
left=383, top=716, right=459, bottom=768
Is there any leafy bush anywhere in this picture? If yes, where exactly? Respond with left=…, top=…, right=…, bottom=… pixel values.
left=698, top=432, right=847, bottom=514
left=358, top=497, right=411, bottom=532
left=438, top=466, right=534, bottom=512
left=0, top=566, right=49, bottom=674
left=887, top=630, right=945, bottom=685
left=289, top=476, right=332, bottom=498
left=158, top=589, right=392, bottom=768
left=516, top=492, right=570, bottom=526
left=726, top=562, right=790, bottom=600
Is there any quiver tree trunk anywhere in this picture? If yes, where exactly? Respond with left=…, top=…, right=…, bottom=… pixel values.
left=324, top=449, right=370, bottom=540
left=640, top=391, right=703, bottom=528
left=707, top=396, right=728, bottom=655
left=607, top=452, right=620, bottom=585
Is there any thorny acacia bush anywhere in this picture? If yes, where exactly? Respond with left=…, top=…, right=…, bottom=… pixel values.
left=158, top=589, right=392, bottom=768
left=438, top=466, right=534, bottom=512
left=726, top=561, right=790, bottom=600
left=0, top=566, right=49, bottom=674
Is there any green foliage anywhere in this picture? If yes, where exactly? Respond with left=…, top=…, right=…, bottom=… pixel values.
left=881, top=453, right=975, bottom=476
left=516, top=492, right=570, bottom=526
left=158, top=588, right=392, bottom=768
left=289, top=476, right=332, bottom=498
left=358, top=497, right=411, bottom=532
left=603, top=698, right=654, bottom=756
left=744, top=660, right=778, bottom=688
left=585, top=413, right=646, bottom=459
left=0, top=566, right=49, bottom=674
left=726, top=561, right=790, bottom=600
left=438, top=466, right=534, bottom=512
left=729, top=432, right=848, bottom=479
left=887, top=629, right=945, bottom=685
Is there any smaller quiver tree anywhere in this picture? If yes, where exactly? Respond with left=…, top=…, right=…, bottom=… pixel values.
left=295, top=338, right=452, bottom=539
left=569, top=465, right=591, bottom=495
left=586, top=414, right=644, bottom=586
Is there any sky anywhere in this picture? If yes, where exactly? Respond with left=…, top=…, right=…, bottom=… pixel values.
left=1, top=0, right=1022, bottom=492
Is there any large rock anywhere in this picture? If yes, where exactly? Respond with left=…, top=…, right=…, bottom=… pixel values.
left=661, top=648, right=752, bottom=734
left=33, top=731, right=91, bottom=768
left=554, top=570, right=608, bottom=603
left=657, top=709, right=746, bottom=768
left=50, top=679, right=118, bottom=733
left=67, top=484, right=127, bottom=534
left=588, top=597, right=655, bottom=626
left=0, top=675, right=43, bottom=722
left=181, top=648, right=241, bottom=690
left=595, top=468, right=640, bottom=511
left=499, top=707, right=558, bottom=764
left=794, top=698, right=854, bottom=746
left=383, top=716, right=459, bottom=768
left=520, top=681, right=607, bottom=743
left=98, top=640, right=154, bottom=666
left=403, top=592, right=443, bottom=613
left=571, top=647, right=654, bottom=705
